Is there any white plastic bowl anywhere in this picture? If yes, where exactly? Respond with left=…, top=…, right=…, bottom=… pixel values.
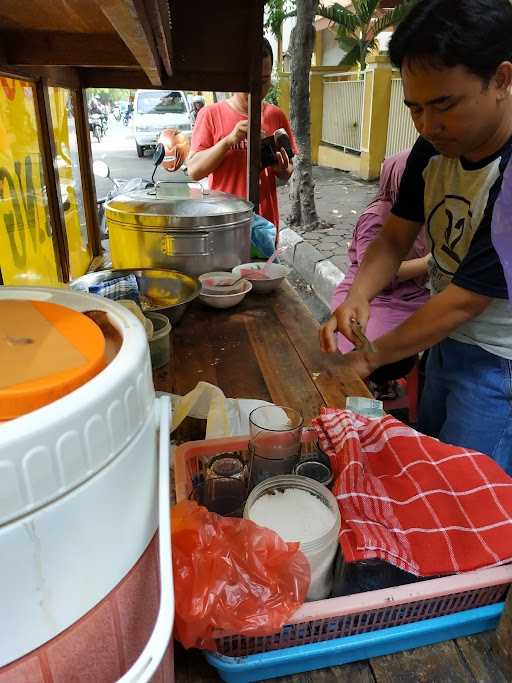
left=231, top=262, right=290, bottom=293
left=199, top=279, right=252, bottom=309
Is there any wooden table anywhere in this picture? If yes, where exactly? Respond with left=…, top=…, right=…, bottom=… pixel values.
left=154, top=282, right=510, bottom=682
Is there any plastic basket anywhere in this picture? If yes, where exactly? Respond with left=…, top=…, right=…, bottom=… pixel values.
left=174, top=436, right=512, bottom=680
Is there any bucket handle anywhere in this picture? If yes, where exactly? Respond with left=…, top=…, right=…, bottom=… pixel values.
left=117, top=395, right=174, bottom=683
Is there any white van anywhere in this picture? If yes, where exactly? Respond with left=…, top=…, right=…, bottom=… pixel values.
left=133, top=90, right=192, bottom=158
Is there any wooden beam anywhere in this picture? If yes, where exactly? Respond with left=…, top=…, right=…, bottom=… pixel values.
left=246, top=2, right=265, bottom=212
left=33, top=80, right=70, bottom=282
left=3, top=31, right=138, bottom=68
left=78, top=67, right=250, bottom=92
left=144, top=0, right=173, bottom=77
left=0, top=66, right=80, bottom=89
left=73, top=90, right=102, bottom=259
left=94, top=0, right=162, bottom=85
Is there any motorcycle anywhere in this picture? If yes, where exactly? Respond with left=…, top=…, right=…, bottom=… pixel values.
left=92, top=146, right=168, bottom=239
left=123, top=108, right=132, bottom=126
left=112, top=105, right=121, bottom=122
left=89, top=113, right=104, bottom=143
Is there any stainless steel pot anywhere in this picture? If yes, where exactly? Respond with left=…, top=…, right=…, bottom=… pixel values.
left=105, top=181, right=253, bottom=277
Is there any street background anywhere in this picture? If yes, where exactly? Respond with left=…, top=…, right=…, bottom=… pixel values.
left=92, top=115, right=378, bottom=294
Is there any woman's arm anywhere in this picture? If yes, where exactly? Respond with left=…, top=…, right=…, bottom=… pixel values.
left=396, top=253, right=431, bottom=282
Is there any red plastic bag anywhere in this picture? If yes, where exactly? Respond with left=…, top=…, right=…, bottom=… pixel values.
left=171, top=500, right=311, bottom=650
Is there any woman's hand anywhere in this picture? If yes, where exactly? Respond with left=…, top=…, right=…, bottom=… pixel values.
left=319, top=294, right=370, bottom=353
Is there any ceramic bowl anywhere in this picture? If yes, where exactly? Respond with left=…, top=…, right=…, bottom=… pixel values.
left=231, top=262, right=290, bottom=293
left=198, top=271, right=244, bottom=295
left=198, top=279, right=252, bottom=309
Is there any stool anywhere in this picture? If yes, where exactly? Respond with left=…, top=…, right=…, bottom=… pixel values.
left=382, top=362, right=419, bottom=424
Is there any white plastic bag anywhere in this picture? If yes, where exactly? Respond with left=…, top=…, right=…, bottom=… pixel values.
left=168, top=381, right=274, bottom=438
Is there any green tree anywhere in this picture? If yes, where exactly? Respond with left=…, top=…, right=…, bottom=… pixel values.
left=86, top=88, right=134, bottom=106
left=266, top=0, right=324, bottom=230
left=318, top=0, right=416, bottom=71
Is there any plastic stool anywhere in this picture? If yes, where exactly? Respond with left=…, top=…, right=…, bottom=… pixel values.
left=383, top=362, right=419, bottom=424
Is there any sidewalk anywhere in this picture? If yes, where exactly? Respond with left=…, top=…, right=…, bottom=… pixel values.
left=277, top=165, right=378, bottom=308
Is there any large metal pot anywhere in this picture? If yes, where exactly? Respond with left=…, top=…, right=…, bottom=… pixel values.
left=106, top=182, right=253, bottom=277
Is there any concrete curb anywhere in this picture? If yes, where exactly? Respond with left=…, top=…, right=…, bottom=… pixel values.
left=280, top=227, right=345, bottom=309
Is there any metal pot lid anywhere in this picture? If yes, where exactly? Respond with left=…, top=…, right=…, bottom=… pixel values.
left=105, top=182, right=253, bottom=230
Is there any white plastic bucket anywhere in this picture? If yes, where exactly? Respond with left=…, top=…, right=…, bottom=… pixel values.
left=244, top=475, right=341, bottom=601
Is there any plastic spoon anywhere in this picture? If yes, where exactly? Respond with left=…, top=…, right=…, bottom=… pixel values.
left=262, top=245, right=286, bottom=276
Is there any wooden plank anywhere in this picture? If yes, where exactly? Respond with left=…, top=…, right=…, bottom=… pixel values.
left=370, top=640, right=472, bottom=682
left=78, top=67, right=250, bottom=92
left=201, top=308, right=272, bottom=402
left=33, top=79, right=70, bottom=282
left=73, top=89, right=102, bottom=258
left=264, top=660, right=376, bottom=682
left=95, top=0, right=162, bottom=85
left=0, top=0, right=115, bottom=33
left=0, top=66, right=80, bottom=88
left=456, top=631, right=511, bottom=682
left=144, top=0, right=173, bottom=77
left=496, top=587, right=512, bottom=673
left=243, top=303, right=326, bottom=424
left=3, top=31, right=138, bottom=67
left=270, top=282, right=372, bottom=407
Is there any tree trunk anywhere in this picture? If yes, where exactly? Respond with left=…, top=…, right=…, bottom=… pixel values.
left=288, top=0, right=321, bottom=231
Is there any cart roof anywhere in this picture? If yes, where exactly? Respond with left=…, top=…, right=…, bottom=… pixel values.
left=0, top=0, right=264, bottom=90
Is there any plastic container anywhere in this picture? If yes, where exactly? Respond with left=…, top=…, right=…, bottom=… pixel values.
left=146, top=312, right=171, bottom=369
left=174, top=435, right=512, bottom=679
left=244, top=475, right=341, bottom=601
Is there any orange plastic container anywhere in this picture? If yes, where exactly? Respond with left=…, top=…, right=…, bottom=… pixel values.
left=0, top=300, right=106, bottom=420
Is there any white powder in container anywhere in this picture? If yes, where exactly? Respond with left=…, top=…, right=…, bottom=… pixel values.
left=248, top=488, right=334, bottom=542
left=247, top=484, right=340, bottom=601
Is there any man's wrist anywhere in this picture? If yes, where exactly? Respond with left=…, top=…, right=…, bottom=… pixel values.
left=363, top=341, right=387, bottom=374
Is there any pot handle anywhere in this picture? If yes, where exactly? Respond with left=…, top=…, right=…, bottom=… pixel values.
left=116, top=395, right=174, bottom=683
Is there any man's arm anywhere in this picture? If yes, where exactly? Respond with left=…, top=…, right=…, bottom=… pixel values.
left=320, top=213, right=422, bottom=352
left=341, top=283, right=491, bottom=378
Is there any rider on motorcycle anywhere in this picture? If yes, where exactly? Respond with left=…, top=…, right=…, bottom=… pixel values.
left=190, top=95, right=205, bottom=124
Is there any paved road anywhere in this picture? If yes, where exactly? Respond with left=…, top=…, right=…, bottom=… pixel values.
left=91, top=116, right=187, bottom=199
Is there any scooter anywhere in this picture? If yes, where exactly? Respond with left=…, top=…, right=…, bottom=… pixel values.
left=89, top=113, right=103, bottom=143
left=92, top=155, right=163, bottom=239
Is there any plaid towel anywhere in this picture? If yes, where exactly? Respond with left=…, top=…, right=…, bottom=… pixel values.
left=88, top=274, right=140, bottom=302
left=313, top=408, right=512, bottom=576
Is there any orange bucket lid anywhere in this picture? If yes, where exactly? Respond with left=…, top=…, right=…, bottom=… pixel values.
left=0, top=300, right=106, bottom=420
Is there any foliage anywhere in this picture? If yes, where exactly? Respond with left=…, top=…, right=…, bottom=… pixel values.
left=86, top=88, right=134, bottom=106
left=264, top=79, right=280, bottom=106
left=265, top=0, right=296, bottom=39
left=317, top=0, right=417, bottom=70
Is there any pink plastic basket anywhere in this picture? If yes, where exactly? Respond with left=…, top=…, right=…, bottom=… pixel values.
left=174, top=436, right=512, bottom=657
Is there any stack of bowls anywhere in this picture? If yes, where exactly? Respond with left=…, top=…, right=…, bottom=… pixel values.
left=198, top=272, right=252, bottom=309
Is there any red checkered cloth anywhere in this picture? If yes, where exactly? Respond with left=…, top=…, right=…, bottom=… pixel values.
left=312, top=408, right=512, bottom=576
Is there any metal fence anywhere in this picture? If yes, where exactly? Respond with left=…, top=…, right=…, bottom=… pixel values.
left=386, top=78, right=418, bottom=157
left=321, top=73, right=364, bottom=153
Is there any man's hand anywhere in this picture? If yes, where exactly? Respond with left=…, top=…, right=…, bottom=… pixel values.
left=319, top=293, right=370, bottom=353
left=271, top=147, right=293, bottom=179
left=337, top=349, right=377, bottom=380
left=225, top=120, right=248, bottom=147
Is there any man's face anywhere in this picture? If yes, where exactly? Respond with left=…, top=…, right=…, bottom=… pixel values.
left=237, top=56, right=273, bottom=108
left=402, top=61, right=508, bottom=160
